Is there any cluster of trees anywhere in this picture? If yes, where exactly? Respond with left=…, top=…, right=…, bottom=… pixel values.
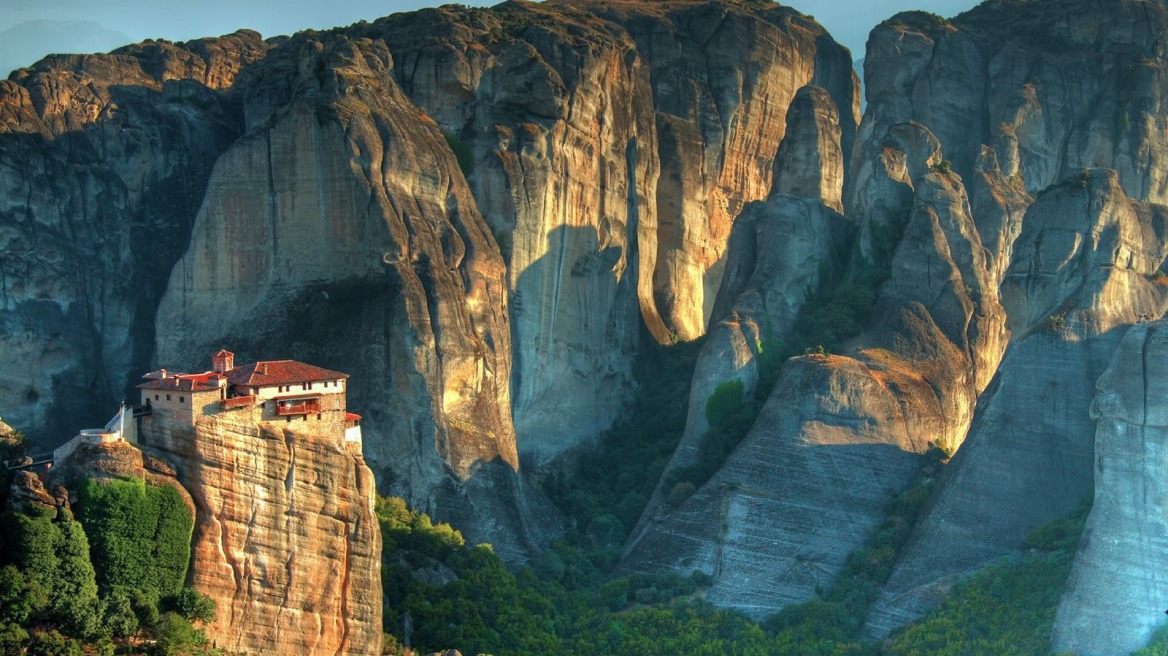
left=0, top=477, right=218, bottom=655
left=377, top=480, right=1102, bottom=656
left=884, top=502, right=1091, bottom=655
left=539, top=338, right=704, bottom=572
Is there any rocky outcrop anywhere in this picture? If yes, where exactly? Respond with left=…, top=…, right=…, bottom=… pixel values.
left=0, top=31, right=269, bottom=444
left=631, top=85, right=848, bottom=533
left=375, top=2, right=660, bottom=462
left=864, top=169, right=1168, bottom=637
left=148, top=31, right=559, bottom=560
left=1052, top=319, right=1168, bottom=656
left=854, top=0, right=1168, bottom=208
left=621, top=122, right=1009, bottom=615
left=376, top=0, right=859, bottom=461
left=136, top=396, right=382, bottom=656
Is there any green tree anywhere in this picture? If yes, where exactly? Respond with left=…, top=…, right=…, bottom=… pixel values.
left=1, top=507, right=101, bottom=637
left=102, top=592, right=139, bottom=638
left=171, top=587, right=216, bottom=625
left=0, top=566, right=32, bottom=624
left=76, top=478, right=193, bottom=602
left=24, top=630, right=82, bottom=656
left=0, top=622, right=28, bottom=656
left=151, top=613, right=207, bottom=656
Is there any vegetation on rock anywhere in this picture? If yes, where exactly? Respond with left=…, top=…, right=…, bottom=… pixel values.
left=0, top=477, right=219, bottom=655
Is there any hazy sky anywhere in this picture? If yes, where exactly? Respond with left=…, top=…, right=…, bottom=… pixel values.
left=1, top=0, right=982, bottom=67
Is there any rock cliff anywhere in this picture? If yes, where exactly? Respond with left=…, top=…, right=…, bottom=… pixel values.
left=855, top=0, right=1168, bottom=627
left=375, top=0, right=858, bottom=460
left=146, top=29, right=558, bottom=560
left=0, top=31, right=269, bottom=444
left=854, top=0, right=1168, bottom=208
left=136, top=396, right=382, bottom=656
left=0, top=0, right=858, bottom=555
left=1052, top=319, right=1168, bottom=656
left=621, top=121, right=1010, bottom=615
left=631, top=85, right=849, bottom=534
left=863, top=170, right=1168, bottom=636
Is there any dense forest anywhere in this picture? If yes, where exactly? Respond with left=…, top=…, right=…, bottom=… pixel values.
left=377, top=488, right=1100, bottom=655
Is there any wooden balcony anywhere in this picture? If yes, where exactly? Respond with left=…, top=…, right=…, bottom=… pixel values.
left=275, top=397, right=322, bottom=416
left=222, top=395, right=257, bottom=409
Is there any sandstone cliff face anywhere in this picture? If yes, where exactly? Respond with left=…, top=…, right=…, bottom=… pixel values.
left=863, top=169, right=1168, bottom=637
left=376, top=0, right=859, bottom=460
left=376, top=3, right=660, bottom=462
left=137, top=401, right=382, bottom=656
left=0, top=31, right=268, bottom=443
left=1052, top=319, right=1168, bottom=656
left=622, top=121, right=1010, bottom=614
left=631, top=85, right=848, bottom=533
left=148, top=31, right=558, bottom=560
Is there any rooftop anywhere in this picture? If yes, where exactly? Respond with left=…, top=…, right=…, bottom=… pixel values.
left=226, top=360, right=349, bottom=387
left=138, top=372, right=226, bottom=392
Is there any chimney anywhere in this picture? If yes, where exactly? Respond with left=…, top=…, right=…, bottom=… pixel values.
left=159, top=368, right=167, bottom=379
left=212, top=349, right=235, bottom=373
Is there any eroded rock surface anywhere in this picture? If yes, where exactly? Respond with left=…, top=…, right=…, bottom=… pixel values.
left=0, top=31, right=269, bottom=443
left=622, top=122, right=1008, bottom=615
left=149, top=32, right=557, bottom=559
left=855, top=1, right=1168, bottom=207
left=137, top=398, right=382, bottom=656
left=632, top=85, right=849, bottom=533
left=864, top=169, right=1168, bottom=637
left=377, top=0, right=858, bottom=460
left=1052, top=319, right=1168, bottom=656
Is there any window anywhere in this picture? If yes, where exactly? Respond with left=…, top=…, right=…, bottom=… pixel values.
left=166, top=394, right=171, bottom=401
left=303, top=383, right=309, bottom=391
left=154, top=394, right=159, bottom=401
left=179, top=396, right=184, bottom=403
left=317, top=414, right=322, bottom=420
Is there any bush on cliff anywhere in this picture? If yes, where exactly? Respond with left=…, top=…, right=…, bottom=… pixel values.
left=75, top=478, right=194, bottom=603
left=0, top=505, right=102, bottom=638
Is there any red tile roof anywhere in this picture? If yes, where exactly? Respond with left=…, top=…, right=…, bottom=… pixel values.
left=226, top=360, right=348, bottom=387
left=212, top=349, right=234, bottom=357
left=345, top=412, right=362, bottom=422
left=138, top=372, right=225, bottom=392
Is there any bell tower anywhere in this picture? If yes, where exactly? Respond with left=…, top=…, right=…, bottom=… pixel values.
left=211, top=349, right=235, bottom=373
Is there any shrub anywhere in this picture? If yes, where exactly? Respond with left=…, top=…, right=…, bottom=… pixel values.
left=171, top=587, right=216, bottom=625
left=102, top=592, right=138, bottom=638
left=151, top=612, right=206, bottom=656
left=1047, top=313, right=1066, bottom=332
left=76, top=478, right=194, bottom=602
left=24, top=630, right=81, bottom=656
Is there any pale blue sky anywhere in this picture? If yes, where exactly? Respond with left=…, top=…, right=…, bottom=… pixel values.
left=1, top=1, right=980, bottom=73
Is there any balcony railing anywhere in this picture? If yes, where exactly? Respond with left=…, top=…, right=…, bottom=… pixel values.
left=275, top=398, right=322, bottom=416
left=222, top=395, right=257, bottom=409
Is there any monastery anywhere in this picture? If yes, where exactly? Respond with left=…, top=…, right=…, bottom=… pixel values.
left=44, top=350, right=363, bottom=467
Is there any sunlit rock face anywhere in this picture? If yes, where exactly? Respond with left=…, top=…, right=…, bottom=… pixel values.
left=621, top=121, right=1009, bottom=616
left=630, top=85, right=849, bottom=539
left=151, top=32, right=557, bottom=562
left=135, top=398, right=382, bottom=656
left=376, top=0, right=858, bottom=462
left=0, top=31, right=269, bottom=444
left=863, top=170, right=1168, bottom=637
left=1052, top=319, right=1168, bottom=656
